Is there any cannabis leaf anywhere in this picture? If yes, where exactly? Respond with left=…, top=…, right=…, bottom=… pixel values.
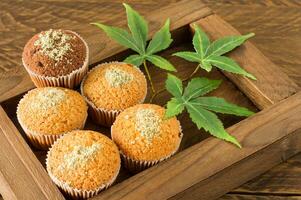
left=165, top=74, right=254, bottom=147
left=173, top=24, right=256, bottom=80
left=91, top=3, right=175, bottom=71
left=91, top=3, right=176, bottom=93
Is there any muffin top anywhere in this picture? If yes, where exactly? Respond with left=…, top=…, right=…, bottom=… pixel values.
left=17, top=87, right=87, bottom=135
left=111, top=104, right=182, bottom=161
left=22, top=29, right=87, bottom=77
left=81, top=62, right=147, bottom=110
left=47, top=130, right=120, bottom=191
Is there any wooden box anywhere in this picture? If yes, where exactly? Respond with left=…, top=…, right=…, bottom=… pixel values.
left=0, top=1, right=300, bottom=199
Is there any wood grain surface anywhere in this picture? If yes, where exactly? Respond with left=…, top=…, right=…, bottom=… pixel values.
left=203, top=1, right=301, bottom=199
left=0, top=0, right=212, bottom=103
left=205, top=0, right=301, bottom=87
left=171, top=129, right=301, bottom=200
left=0, top=106, right=64, bottom=200
left=233, top=153, right=301, bottom=195
left=221, top=195, right=301, bottom=200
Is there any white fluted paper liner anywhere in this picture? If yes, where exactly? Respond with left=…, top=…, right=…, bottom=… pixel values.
left=17, top=112, right=87, bottom=150
left=46, top=139, right=121, bottom=199
left=80, top=62, right=147, bottom=127
left=113, top=125, right=183, bottom=173
left=22, top=30, right=89, bottom=89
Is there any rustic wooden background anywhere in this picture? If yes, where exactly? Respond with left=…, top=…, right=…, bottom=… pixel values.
left=206, top=1, right=301, bottom=199
left=0, top=0, right=300, bottom=199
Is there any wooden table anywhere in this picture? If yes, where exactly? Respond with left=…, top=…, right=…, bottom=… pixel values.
left=0, top=0, right=300, bottom=199
left=206, top=1, right=301, bottom=199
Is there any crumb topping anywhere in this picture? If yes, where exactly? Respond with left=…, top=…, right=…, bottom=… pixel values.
left=23, top=29, right=87, bottom=77
left=111, top=104, right=182, bottom=161
left=105, top=67, right=134, bottom=88
left=82, top=62, right=147, bottom=110
left=58, top=143, right=101, bottom=171
left=17, top=88, right=88, bottom=135
left=31, top=88, right=66, bottom=111
left=47, top=130, right=121, bottom=191
left=34, top=29, right=74, bottom=63
left=135, top=108, right=162, bottom=143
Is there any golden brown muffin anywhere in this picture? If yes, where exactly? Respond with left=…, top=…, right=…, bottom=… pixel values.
left=46, top=130, right=120, bottom=198
left=111, top=104, right=182, bottom=171
left=22, top=29, right=89, bottom=88
left=81, top=62, right=147, bottom=126
left=17, top=87, right=88, bottom=149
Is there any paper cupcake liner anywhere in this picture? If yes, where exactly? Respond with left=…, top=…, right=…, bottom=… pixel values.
left=47, top=166, right=119, bottom=199
left=17, top=113, right=87, bottom=150
left=22, top=30, right=89, bottom=89
left=46, top=140, right=121, bottom=199
left=80, top=62, right=147, bottom=127
left=86, top=103, right=121, bottom=127
left=115, top=126, right=183, bottom=173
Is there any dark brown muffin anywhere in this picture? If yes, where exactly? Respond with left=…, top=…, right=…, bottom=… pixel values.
left=22, top=29, right=87, bottom=77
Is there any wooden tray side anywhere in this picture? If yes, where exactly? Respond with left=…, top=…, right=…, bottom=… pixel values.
left=191, top=14, right=299, bottom=110
left=0, top=0, right=212, bottom=103
left=95, top=91, right=301, bottom=200
left=0, top=106, right=64, bottom=200
left=171, top=129, right=301, bottom=200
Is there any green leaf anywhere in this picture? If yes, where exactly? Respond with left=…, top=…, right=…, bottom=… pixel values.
left=123, top=3, right=148, bottom=52
left=165, top=73, right=183, bottom=98
left=173, top=51, right=202, bottom=63
left=146, top=19, right=172, bottom=55
left=165, top=98, right=185, bottom=119
left=206, top=33, right=254, bottom=57
left=186, top=103, right=241, bottom=147
left=192, top=24, right=210, bottom=58
left=124, top=54, right=144, bottom=67
left=146, top=55, right=176, bottom=72
left=200, top=60, right=212, bottom=72
left=206, top=55, right=256, bottom=80
left=91, top=23, right=142, bottom=54
left=191, top=97, right=254, bottom=117
left=183, top=77, right=221, bottom=100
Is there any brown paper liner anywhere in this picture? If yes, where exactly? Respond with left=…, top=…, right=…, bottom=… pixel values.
left=80, top=62, right=147, bottom=127
left=17, top=113, right=87, bottom=150
left=22, top=30, right=89, bottom=89
left=46, top=141, right=121, bottom=199
left=115, top=126, right=183, bottom=173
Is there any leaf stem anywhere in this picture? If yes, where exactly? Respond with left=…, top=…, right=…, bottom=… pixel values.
left=182, top=64, right=200, bottom=82
left=150, top=88, right=164, bottom=103
left=150, top=64, right=201, bottom=103
left=143, top=60, right=155, bottom=94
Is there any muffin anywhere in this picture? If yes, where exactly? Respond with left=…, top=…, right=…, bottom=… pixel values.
left=46, top=130, right=120, bottom=199
left=17, top=87, right=88, bottom=149
left=111, top=104, right=182, bottom=172
left=22, top=29, right=89, bottom=88
left=81, top=62, right=147, bottom=126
